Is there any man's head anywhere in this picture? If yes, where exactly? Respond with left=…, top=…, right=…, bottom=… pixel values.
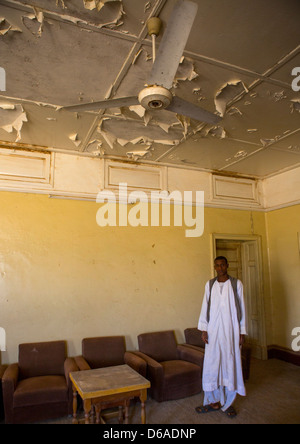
left=214, top=256, right=229, bottom=278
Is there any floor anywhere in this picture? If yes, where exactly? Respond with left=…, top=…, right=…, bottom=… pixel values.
left=34, top=358, right=300, bottom=425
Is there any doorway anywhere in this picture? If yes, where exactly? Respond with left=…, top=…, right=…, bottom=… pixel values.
left=213, top=234, right=267, bottom=359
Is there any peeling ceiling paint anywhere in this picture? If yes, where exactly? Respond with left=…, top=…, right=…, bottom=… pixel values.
left=0, top=0, right=299, bottom=178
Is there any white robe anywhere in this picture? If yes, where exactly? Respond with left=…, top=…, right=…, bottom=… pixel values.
left=198, top=279, right=247, bottom=396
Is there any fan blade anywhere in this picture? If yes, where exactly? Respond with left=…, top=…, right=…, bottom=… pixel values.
left=147, top=1, right=198, bottom=89
left=62, top=96, right=139, bottom=112
left=166, top=96, right=222, bottom=124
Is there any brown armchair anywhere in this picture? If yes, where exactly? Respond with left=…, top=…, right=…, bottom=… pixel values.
left=184, top=327, right=251, bottom=381
left=133, top=330, right=204, bottom=402
left=2, top=340, right=77, bottom=423
left=74, top=336, right=147, bottom=377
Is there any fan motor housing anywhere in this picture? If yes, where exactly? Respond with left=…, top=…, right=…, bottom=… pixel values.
left=138, top=86, right=172, bottom=110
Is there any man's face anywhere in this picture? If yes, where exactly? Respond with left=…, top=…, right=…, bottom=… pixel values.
left=214, top=259, right=228, bottom=277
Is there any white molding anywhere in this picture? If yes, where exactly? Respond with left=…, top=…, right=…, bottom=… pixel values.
left=0, top=146, right=298, bottom=212
left=104, top=160, right=167, bottom=193
left=0, top=148, right=53, bottom=189
left=264, top=199, right=300, bottom=212
left=211, top=174, right=262, bottom=208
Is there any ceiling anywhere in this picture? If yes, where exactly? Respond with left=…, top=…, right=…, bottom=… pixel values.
left=0, top=0, right=300, bottom=179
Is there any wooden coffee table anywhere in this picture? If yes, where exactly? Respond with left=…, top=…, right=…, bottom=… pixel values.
left=70, top=364, right=150, bottom=424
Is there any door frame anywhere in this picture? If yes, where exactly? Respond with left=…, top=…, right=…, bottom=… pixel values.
left=211, top=233, right=267, bottom=359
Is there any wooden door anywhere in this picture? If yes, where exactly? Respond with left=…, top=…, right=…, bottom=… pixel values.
left=216, top=240, right=242, bottom=280
left=241, top=241, right=265, bottom=358
left=216, top=239, right=266, bottom=359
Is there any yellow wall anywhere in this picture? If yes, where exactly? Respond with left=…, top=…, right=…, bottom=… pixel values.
left=265, top=205, right=300, bottom=349
left=0, top=190, right=296, bottom=364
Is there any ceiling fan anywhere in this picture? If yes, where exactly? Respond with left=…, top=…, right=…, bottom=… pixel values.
left=63, top=0, right=221, bottom=125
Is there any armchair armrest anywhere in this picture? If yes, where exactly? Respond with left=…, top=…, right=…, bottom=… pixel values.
left=74, top=355, right=91, bottom=371
left=129, top=351, right=161, bottom=368
left=2, top=363, right=19, bottom=392
left=124, top=351, right=147, bottom=377
left=2, top=363, right=19, bottom=424
left=64, top=357, right=79, bottom=385
left=177, top=344, right=204, bottom=367
left=130, top=351, right=163, bottom=380
left=0, top=364, right=7, bottom=379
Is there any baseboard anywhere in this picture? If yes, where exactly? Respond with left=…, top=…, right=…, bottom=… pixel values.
left=267, top=345, right=300, bottom=366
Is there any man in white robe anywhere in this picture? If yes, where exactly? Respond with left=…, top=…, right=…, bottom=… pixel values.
left=196, top=256, right=247, bottom=417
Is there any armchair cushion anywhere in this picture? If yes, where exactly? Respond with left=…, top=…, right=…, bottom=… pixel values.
left=137, top=330, right=178, bottom=362
left=184, top=328, right=206, bottom=350
left=13, top=375, right=68, bottom=407
left=161, top=360, right=201, bottom=400
left=19, top=341, right=66, bottom=379
left=81, top=336, right=126, bottom=369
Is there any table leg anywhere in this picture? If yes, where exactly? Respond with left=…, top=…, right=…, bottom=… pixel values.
left=95, top=404, right=102, bottom=424
left=124, top=399, right=130, bottom=424
left=84, top=399, right=91, bottom=424
left=90, top=405, right=95, bottom=423
left=72, top=387, right=78, bottom=424
left=118, top=405, right=123, bottom=424
left=140, top=389, right=147, bottom=424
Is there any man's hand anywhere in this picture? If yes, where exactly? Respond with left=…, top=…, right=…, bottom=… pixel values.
left=202, top=331, right=208, bottom=344
left=239, top=334, right=245, bottom=347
